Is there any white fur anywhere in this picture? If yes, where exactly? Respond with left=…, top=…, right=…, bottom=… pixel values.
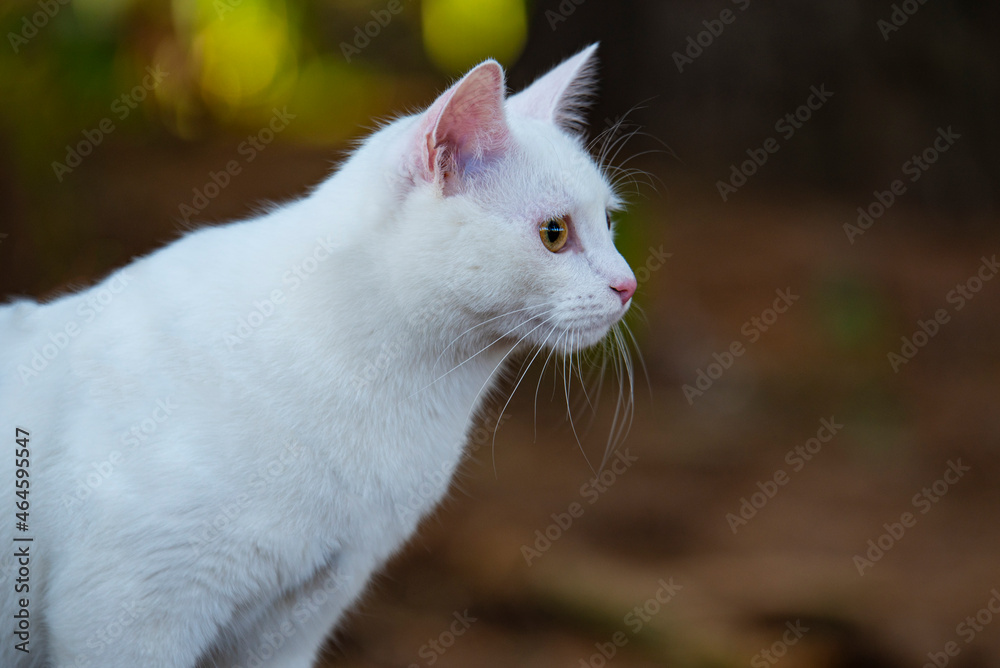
left=0, top=45, right=635, bottom=668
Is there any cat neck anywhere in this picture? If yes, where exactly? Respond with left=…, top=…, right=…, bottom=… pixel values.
left=239, top=182, right=513, bottom=415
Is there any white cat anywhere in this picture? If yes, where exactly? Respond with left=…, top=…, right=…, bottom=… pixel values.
left=0, top=44, right=636, bottom=667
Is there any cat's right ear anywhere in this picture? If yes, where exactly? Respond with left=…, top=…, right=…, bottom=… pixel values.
left=410, top=60, right=510, bottom=194
left=507, top=43, right=599, bottom=135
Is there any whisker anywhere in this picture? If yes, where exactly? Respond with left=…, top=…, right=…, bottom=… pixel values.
left=408, top=305, right=559, bottom=401
left=591, top=100, right=655, bottom=165
left=616, top=325, right=638, bottom=457
left=581, top=343, right=607, bottom=444
left=466, top=311, right=563, bottom=445
left=573, top=341, right=595, bottom=412
left=611, top=152, right=666, bottom=185
left=562, top=332, right=598, bottom=476
left=533, top=329, right=570, bottom=443
left=621, top=319, right=652, bottom=401
left=602, top=322, right=637, bottom=471
left=491, top=323, right=562, bottom=476
left=431, top=303, right=542, bottom=374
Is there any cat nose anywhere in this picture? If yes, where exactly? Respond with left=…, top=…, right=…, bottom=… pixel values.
left=611, top=277, right=637, bottom=305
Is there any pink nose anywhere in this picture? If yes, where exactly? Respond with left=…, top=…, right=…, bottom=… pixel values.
left=611, top=277, right=637, bottom=305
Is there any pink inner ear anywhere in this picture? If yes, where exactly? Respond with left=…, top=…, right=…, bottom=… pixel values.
left=414, top=61, right=510, bottom=186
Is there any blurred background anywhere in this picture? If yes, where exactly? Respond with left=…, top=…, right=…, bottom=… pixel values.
left=1, top=0, right=999, bottom=666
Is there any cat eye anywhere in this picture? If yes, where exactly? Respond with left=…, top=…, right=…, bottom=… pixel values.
left=539, top=217, right=569, bottom=252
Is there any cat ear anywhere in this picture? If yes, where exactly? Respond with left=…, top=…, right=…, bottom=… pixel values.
left=414, top=60, right=510, bottom=192
left=507, top=43, right=599, bottom=134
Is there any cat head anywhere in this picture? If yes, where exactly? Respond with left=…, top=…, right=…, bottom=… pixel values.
left=385, top=44, right=636, bottom=355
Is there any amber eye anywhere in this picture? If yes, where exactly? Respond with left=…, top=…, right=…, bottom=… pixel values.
left=540, top=217, right=569, bottom=252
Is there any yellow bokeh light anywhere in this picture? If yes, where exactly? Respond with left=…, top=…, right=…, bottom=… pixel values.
left=422, top=0, right=527, bottom=74
left=196, top=0, right=294, bottom=112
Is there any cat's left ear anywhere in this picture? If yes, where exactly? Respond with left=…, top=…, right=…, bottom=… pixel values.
left=413, top=60, right=510, bottom=194
left=507, top=43, right=599, bottom=135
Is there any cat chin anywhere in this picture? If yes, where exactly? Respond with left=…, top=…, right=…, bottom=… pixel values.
left=546, top=323, right=618, bottom=353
